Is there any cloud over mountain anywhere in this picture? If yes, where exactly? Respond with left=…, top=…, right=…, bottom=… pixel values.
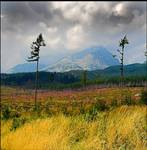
left=1, top=2, right=146, bottom=72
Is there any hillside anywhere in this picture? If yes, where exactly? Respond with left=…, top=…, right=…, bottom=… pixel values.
left=1, top=63, right=146, bottom=89
left=67, top=63, right=146, bottom=79
left=7, top=63, right=46, bottom=73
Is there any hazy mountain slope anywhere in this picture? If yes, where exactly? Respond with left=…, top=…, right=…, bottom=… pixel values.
left=45, top=46, right=119, bottom=72
left=7, top=63, right=46, bottom=73
left=1, top=63, right=146, bottom=88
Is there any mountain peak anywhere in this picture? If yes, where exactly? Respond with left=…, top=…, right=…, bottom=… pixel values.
left=45, top=46, right=119, bottom=72
left=8, top=46, right=120, bottom=73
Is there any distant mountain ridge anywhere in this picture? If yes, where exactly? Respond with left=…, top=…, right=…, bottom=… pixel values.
left=1, top=63, right=146, bottom=88
left=7, top=63, right=46, bottom=73
left=7, top=46, right=119, bottom=73
left=105, top=63, right=147, bottom=77
left=45, top=46, right=119, bottom=72
left=75, top=63, right=146, bottom=79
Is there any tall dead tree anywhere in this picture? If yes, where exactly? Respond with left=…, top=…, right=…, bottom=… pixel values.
left=27, top=33, right=46, bottom=110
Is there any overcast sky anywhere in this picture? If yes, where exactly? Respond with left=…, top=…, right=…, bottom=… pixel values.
left=1, top=1, right=146, bottom=72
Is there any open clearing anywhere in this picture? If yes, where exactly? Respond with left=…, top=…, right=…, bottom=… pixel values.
left=1, top=86, right=147, bottom=150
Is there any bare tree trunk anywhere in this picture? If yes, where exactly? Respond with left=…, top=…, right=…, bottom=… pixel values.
left=35, top=59, right=39, bottom=110
left=145, top=56, right=147, bottom=89
left=122, top=47, right=124, bottom=78
left=146, top=55, right=147, bottom=77
left=121, top=47, right=124, bottom=87
left=83, top=70, right=87, bottom=88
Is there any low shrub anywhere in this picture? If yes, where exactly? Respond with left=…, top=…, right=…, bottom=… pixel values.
left=140, top=89, right=147, bottom=104
left=45, top=101, right=52, bottom=116
left=11, top=109, right=21, bottom=118
left=94, top=99, right=108, bottom=111
left=120, top=89, right=133, bottom=105
left=85, top=100, right=108, bottom=121
left=111, top=99, right=118, bottom=107
left=2, top=105, right=11, bottom=120
left=85, top=106, right=98, bottom=121
left=122, top=94, right=133, bottom=105
left=79, top=103, right=85, bottom=115
left=10, top=117, right=27, bottom=131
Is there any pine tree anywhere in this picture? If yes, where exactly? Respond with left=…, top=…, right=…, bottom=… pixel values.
left=113, top=35, right=129, bottom=86
left=27, top=33, right=46, bottom=110
left=118, top=35, right=129, bottom=79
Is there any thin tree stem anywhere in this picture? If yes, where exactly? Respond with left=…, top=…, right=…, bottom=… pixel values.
left=121, top=47, right=124, bottom=87
left=35, top=59, right=39, bottom=110
left=146, top=55, right=147, bottom=77
left=146, top=55, right=147, bottom=88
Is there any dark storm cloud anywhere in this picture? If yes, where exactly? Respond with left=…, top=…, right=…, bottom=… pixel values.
left=109, top=2, right=145, bottom=25
left=1, top=2, right=146, bottom=33
left=87, top=2, right=146, bottom=30
left=108, top=11, right=134, bottom=25
left=1, top=2, right=58, bottom=33
left=2, top=2, right=35, bottom=32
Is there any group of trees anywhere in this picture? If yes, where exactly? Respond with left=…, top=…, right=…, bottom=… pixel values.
left=1, top=72, right=79, bottom=87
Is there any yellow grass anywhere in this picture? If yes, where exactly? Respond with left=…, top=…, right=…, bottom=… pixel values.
left=1, top=106, right=146, bottom=150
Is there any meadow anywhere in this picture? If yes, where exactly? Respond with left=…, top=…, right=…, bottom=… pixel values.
left=1, top=86, right=147, bottom=150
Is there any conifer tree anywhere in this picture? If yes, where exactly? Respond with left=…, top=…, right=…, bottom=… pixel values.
left=118, top=35, right=129, bottom=78
left=113, top=35, right=129, bottom=86
left=27, top=33, right=46, bottom=110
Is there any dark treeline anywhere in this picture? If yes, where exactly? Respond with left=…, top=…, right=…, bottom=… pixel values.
left=1, top=72, right=147, bottom=90
left=1, top=72, right=78, bottom=88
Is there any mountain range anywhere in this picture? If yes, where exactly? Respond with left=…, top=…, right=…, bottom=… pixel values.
left=1, top=63, right=146, bottom=89
left=44, top=46, right=119, bottom=72
left=7, top=63, right=46, bottom=73
left=68, top=63, right=146, bottom=79
left=7, top=46, right=120, bottom=73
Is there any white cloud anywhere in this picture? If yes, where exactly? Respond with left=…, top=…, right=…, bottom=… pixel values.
left=46, top=36, right=62, bottom=49
left=47, top=27, right=58, bottom=33
left=1, top=35, right=27, bottom=72
left=66, top=24, right=88, bottom=50
left=125, top=43, right=146, bottom=64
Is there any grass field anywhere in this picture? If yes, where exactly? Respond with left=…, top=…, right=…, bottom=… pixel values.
left=1, top=86, right=147, bottom=150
